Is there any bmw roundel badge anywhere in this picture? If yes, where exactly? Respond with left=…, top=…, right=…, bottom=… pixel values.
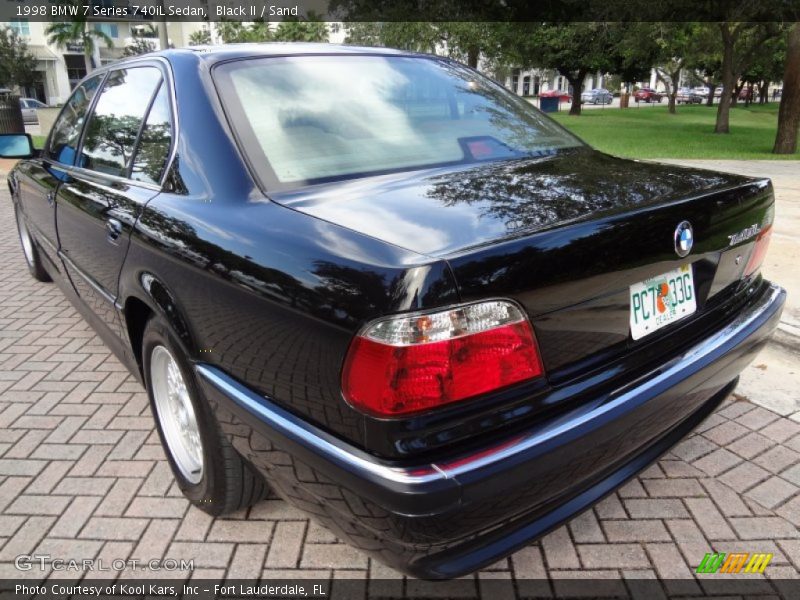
left=674, top=221, right=694, bottom=257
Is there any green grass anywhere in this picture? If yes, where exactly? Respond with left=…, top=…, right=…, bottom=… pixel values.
left=31, top=135, right=45, bottom=149
left=549, top=103, right=798, bottom=160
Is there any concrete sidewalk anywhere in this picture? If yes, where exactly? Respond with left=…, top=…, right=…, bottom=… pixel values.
left=1, top=162, right=799, bottom=595
left=658, top=160, right=800, bottom=422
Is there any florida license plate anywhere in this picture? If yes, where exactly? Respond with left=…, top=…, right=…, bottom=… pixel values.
left=629, top=265, right=697, bottom=340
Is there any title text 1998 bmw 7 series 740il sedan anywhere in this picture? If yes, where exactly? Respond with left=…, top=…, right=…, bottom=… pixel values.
left=0, top=44, right=785, bottom=579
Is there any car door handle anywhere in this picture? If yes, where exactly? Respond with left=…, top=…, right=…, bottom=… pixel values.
left=46, top=191, right=54, bottom=206
left=105, top=218, right=122, bottom=244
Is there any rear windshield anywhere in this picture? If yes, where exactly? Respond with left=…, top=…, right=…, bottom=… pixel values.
left=214, top=55, right=583, bottom=190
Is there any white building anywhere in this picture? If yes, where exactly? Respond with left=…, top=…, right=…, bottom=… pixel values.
left=504, top=68, right=609, bottom=97
left=504, top=67, right=675, bottom=97
left=5, top=18, right=209, bottom=104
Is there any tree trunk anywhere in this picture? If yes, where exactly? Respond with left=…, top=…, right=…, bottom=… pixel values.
left=732, top=81, right=744, bottom=107
left=569, top=82, right=582, bottom=115
left=759, top=80, right=768, bottom=103
left=656, top=68, right=681, bottom=114
left=467, top=45, right=479, bottom=69
left=773, top=22, right=800, bottom=154
left=667, top=70, right=680, bottom=114
left=715, top=24, right=736, bottom=133
left=706, top=82, right=717, bottom=106
left=565, top=70, right=587, bottom=116
left=81, top=22, right=94, bottom=73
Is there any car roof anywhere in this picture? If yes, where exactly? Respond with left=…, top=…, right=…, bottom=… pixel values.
left=113, top=43, right=426, bottom=68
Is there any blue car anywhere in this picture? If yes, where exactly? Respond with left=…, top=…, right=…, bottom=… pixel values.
left=580, top=87, right=614, bottom=104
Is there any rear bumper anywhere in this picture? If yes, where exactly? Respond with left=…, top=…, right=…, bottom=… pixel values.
left=197, top=282, right=785, bottom=578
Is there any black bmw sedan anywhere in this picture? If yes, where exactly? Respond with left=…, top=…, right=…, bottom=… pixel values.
left=0, top=44, right=785, bottom=578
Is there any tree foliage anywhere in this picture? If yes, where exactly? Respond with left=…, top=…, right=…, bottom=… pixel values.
left=713, top=20, right=781, bottom=133
left=215, top=20, right=271, bottom=44
left=649, top=23, right=708, bottom=114
left=45, top=19, right=113, bottom=73
left=344, top=22, right=502, bottom=68
left=741, top=30, right=787, bottom=104
left=273, top=13, right=329, bottom=42
left=188, top=29, right=212, bottom=46
left=498, top=23, right=622, bottom=115
left=122, top=38, right=155, bottom=58
left=0, top=27, right=38, bottom=89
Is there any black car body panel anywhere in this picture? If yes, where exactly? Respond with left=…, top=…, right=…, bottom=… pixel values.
left=199, top=281, right=783, bottom=578
left=5, top=44, right=784, bottom=579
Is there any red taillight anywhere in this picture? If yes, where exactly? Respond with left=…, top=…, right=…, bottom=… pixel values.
left=341, top=301, right=543, bottom=417
left=743, top=224, right=773, bottom=278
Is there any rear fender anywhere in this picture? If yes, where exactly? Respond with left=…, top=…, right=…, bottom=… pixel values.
left=127, top=271, right=198, bottom=359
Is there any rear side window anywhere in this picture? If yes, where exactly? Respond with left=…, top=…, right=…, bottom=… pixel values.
left=79, top=67, right=162, bottom=177
left=45, top=74, right=104, bottom=165
left=130, top=82, right=173, bottom=185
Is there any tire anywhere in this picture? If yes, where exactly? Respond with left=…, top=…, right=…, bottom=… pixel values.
left=14, top=205, right=51, bottom=282
left=142, top=315, right=268, bottom=515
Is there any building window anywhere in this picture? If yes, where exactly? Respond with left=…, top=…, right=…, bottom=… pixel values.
left=64, top=54, right=87, bottom=87
left=9, top=19, right=30, bottom=37
left=94, top=23, right=119, bottom=38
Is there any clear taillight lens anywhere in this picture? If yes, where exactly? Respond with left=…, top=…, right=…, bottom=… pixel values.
left=743, top=224, right=773, bottom=278
left=341, top=300, right=544, bottom=417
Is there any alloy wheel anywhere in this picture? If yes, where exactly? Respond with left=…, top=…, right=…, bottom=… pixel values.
left=16, top=210, right=35, bottom=268
left=150, top=345, right=204, bottom=483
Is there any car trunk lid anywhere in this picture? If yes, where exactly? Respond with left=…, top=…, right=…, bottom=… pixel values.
left=274, top=150, right=774, bottom=376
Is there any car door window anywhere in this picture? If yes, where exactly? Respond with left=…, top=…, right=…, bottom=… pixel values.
left=130, top=82, right=173, bottom=185
left=45, top=74, right=104, bottom=165
left=79, top=67, right=162, bottom=178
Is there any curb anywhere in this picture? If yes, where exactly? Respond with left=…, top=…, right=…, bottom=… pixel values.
left=774, top=321, right=800, bottom=353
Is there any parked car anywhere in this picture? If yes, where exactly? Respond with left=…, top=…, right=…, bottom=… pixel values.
left=538, top=88, right=571, bottom=102
left=738, top=87, right=754, bottom=101
left=692, top=86, right=710, bottom=98
left=634, top=87, right=663, bottom=103
left=19, top=98, right=47, bottom=124
left=676, top=88, right=703, bottom=104
left=580, top=88, right=613, bottom=104
left=1, top=45, right=785, bottom=579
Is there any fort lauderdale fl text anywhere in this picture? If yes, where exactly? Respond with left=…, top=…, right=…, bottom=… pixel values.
left=18, top=583, right=326, bottom=597
left=23, top=3, right=301, bottom=18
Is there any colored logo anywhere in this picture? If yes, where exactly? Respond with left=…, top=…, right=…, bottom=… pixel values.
left=674, top=221, right=694, bottom=257
left=696, top=552, right=772, bottom=574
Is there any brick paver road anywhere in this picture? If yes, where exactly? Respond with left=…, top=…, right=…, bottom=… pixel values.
left=1, top=174, right=800, bottom=597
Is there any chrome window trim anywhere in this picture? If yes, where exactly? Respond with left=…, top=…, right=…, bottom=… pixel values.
left=55, top=163, right=162, bottom=193
left=43, top=55, right=178, bottom=193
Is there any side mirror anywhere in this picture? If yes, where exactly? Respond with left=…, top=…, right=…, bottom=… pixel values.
left=0, top=133, right=35, bottom=158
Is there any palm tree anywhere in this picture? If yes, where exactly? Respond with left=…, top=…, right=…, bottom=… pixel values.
left=46, top=20, right=113, bottom=74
